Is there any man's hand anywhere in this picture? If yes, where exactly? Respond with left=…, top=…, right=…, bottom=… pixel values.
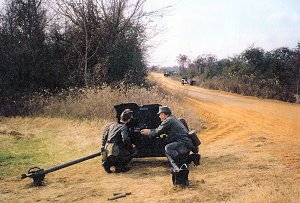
left=140, top=129, right=151, bottom=136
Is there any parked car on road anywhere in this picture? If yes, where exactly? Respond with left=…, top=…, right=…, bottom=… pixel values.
left=181, top=78, right=195, bottom=85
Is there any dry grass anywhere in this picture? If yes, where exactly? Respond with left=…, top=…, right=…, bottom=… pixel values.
left=192, top=76, right=298, bottom=103
left=1, top=115, right=299, bottom=202
left=26, top=83, right=205, bottom=132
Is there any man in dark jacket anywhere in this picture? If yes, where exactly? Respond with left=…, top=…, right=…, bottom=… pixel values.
left=140, top=106, right=194, bottom=186
left=101, top=109, right=134, bottom=173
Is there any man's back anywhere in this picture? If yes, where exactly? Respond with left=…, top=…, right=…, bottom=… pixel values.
left=163, top=116, right=193, bottom=147
left=103, top=122, right=131, bottom=145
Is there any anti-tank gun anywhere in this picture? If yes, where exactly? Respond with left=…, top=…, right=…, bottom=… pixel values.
left=21, top=103, right=201, bottom=186
left=115, top=103, right=200, bottom=158
left=114, top=103, right=166, bottom=157
left=21, top=103, right=164, bottom=186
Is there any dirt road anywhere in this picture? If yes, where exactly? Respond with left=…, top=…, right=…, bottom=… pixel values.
left=1, top=73, right=299, bottom=202
left=151, top=73, right=300, bottom=202
left=153, top=73, right=300, bottom=170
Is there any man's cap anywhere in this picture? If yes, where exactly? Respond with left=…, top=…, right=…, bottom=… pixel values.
left=120, top=109, right=133, bottom=122
left=157, top=106, right=172, bottom=115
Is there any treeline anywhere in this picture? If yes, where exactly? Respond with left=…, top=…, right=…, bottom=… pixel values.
left=0, top=0, right=152, bottom=98
left=177, top=45, right=300, bottom=103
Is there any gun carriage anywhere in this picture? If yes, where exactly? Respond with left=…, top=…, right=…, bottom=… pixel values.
left=21, top=103, right=200, bottom=186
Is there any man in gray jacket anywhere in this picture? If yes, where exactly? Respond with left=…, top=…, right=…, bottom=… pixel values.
left=141, top=106, right=194, bottom=186
left=101, top=109, right=134, bottom=173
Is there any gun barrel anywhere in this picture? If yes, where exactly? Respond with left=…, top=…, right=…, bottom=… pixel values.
left=21, top=152, right=102, bottom=186
left=43, top=152, right=101, bottom=174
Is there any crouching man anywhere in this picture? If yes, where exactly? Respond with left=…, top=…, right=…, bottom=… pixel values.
left=141, top=106, right=199, bottom=186
left=101, top=109, right=135, bottom=173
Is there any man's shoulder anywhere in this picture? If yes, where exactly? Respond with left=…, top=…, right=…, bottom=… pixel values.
left=107, top=122, right=123, bottom=129
left=166, top=115, right=177, bottom=122
left=161, top=115, right=176, bottom=125
left=113, top=122, right=127, bottom=130
left=168, top=116, right=185, bottom=126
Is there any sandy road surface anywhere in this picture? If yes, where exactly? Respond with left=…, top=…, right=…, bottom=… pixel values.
left=152, top=73, right=300, bottom=172
left=151, top=73, right=300, bottom=201
left=1, top=73, right=300, bottom=203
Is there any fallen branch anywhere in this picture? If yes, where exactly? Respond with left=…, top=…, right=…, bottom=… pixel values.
left=108, top=192, right=132, bottom=200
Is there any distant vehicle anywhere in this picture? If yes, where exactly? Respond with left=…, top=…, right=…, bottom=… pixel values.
left=164, top=71, right=171, bottom=77
left=187, top=79, right=196, bottom=85
left=181, top=78, right=188, bottom=84
left=181, top=78, right=195, bottom=85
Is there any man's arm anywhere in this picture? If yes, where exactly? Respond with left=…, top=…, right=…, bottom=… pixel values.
left=141, top=119, right=171, bottom=138
left=121, top=125, right=131, bottom=146
left=101, top=125, right=110, bottom=151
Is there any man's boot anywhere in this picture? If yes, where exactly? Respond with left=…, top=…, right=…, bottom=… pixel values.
left=102, top=161, right=112, bottom=173
left=179, top=164, right=189, bottom=186
left=115, top=164, right=130, bottom=173
left=172, top=164, right=189, bottom=187
left=188, top=153, right=201, bottom=166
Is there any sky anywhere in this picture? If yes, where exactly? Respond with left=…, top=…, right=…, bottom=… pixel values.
left=144, top=0, right=300, bottom=67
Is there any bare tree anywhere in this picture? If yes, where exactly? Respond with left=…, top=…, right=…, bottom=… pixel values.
left=51, top=0, right=162, bottom=86
left=51, top=0, right=170, bottom=86
left=51, top=0, right=102, bottom=87
left=177, top=54, right=189, bottom=69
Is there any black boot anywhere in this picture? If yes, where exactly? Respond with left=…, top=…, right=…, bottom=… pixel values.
left=188, top=153, right=201, bottom=166
left=115, top=164, right=130, bottom=173
left=102, top=161, right=112, bottom=173
left=179, top=164, right=190, bottom=186
left=171, top=164, right=189, bottom=187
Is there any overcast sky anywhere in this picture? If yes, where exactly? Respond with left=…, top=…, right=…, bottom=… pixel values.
left=144, top=0, right=300, bottom=67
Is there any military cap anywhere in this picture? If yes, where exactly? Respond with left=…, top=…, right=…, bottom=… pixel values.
left=120, top=109, right=133, bottom=123
left=157, top=106, right=172, bottom=115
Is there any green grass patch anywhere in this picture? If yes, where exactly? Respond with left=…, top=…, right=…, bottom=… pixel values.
left=0, top=134, right=52, bottom=178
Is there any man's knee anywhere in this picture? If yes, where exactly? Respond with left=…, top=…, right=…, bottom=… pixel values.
left=164, top=145, right=171, bottom=154
left=165, top=149, right=178, bottom=159
left=164, top=143, right=172, bottom=152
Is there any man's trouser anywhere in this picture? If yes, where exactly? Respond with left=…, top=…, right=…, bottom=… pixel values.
left=165, top=142, right=190, bottom=166
left=165, top=142, right=190, bottom=186
left=102, top=147, right=133, bottom=173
